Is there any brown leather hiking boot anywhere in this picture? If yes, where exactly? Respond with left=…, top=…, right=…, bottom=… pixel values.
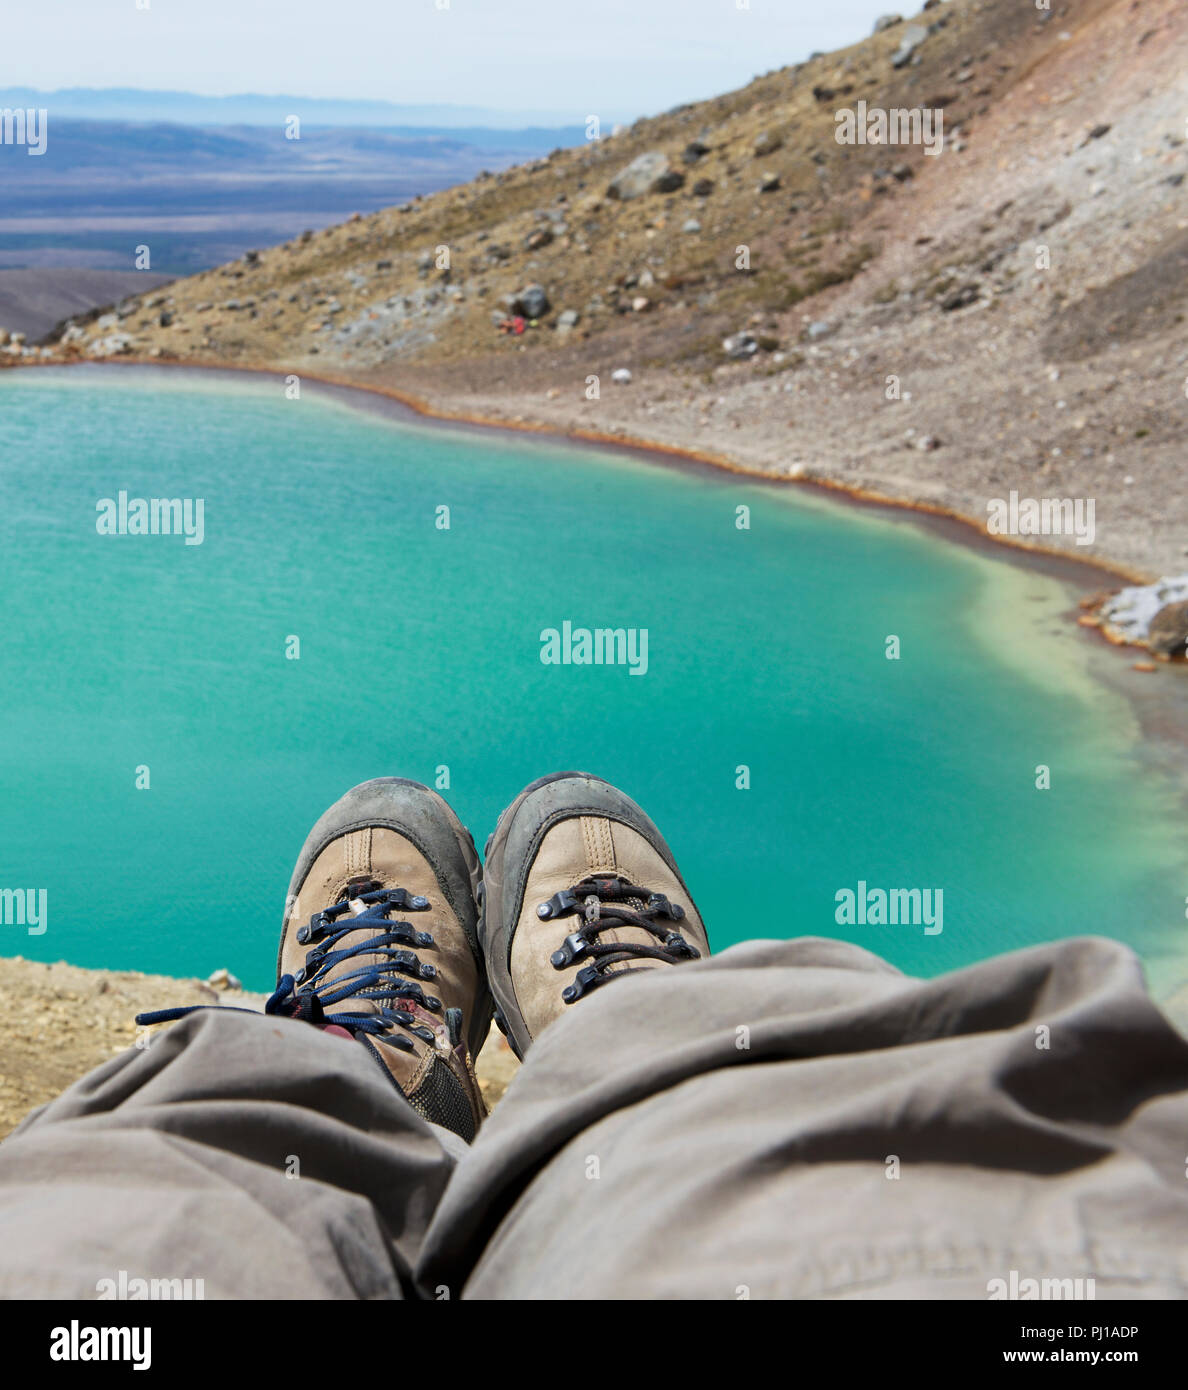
left=137, top=779, right=491, bottom=1141
left=273, top=778, right=492, bottom=1141
left=480, top=772, right=710, bottom=1057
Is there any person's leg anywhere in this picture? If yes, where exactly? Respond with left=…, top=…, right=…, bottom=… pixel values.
left=419, top=773, right=1188, bottom=1299
left=0, top=779, right=491, bottom=1299
left=0, top=1009, right=456, bottom=1299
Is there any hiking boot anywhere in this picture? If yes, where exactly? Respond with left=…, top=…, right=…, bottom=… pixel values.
left=139, top=778, right=492, bottom=1143
left=480, top=772, right=709, bottom=1058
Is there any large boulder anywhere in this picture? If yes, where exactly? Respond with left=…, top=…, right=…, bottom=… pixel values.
left=1100, top=575, right=1188, bottom=645
left=1148, top=600, right=1188, bottom=657
left=607, top=151, right=685, bottom=200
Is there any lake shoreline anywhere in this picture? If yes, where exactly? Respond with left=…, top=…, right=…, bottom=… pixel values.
left=8, top=355, right=1159, bottom=594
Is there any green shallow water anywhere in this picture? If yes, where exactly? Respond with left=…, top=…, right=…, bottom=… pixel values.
left=0, top=366, right=1185, bottom=994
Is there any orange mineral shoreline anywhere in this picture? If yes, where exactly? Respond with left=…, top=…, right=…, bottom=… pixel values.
left=7, top=354, right=1162, bottom=600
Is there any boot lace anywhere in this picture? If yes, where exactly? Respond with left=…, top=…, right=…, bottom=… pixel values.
left=535, top=874, right=701, bottom=1003
left=136, top=881, right=457, bottom=1052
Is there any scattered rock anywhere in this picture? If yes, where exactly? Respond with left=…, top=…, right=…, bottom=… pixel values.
left=874, top=14, right=903, bottom=33
left=682, top=218, right=702, bottom=234
left=525, top=227, right=554, bottom=251
left=941, top=284, right=981, bottom=311
left=512, top=283, right=551, bottom=318
left=753, top=130, right=783, bottom=158
left=758, top=172, right=781, bottom=193
left=723, top=331, right=759, bottom=360
left=682, top=140, right=710, bottom=164
left=556, top=309, right=580, bottom=330
left=607, top=151, right=686, bottom=200
left=87, top=333, right=132, bottom=358
left=611, top=367, right=633, bottom=385
left=806, top=320, right=833, bottom=340
left=891, top=24, right=929, bottom=68
left=206, top=968, right=243, bottom=992
left=692, top=177, right=715, bottom=197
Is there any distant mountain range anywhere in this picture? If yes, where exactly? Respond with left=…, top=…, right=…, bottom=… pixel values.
left=0, top=86, right=613, bottom=131
left=0, top=112, right=588, bottom=277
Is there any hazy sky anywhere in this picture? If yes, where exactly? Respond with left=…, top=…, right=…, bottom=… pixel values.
left=7, top=0, right=907, bottom=120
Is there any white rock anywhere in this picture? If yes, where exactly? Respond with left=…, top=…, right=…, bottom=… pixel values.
left=206, top=967, right=243, bottom=991
left=1101, top=576, right=1188, bottom=642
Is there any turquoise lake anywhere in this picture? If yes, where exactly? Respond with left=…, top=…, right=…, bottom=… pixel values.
left=1, top=366, right=1185, bottom=994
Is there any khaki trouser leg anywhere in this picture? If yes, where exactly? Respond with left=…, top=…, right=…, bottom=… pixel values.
left=0, top=1009, right=455, bottom=1299
left=419, top=937, right=1188, bottom=1299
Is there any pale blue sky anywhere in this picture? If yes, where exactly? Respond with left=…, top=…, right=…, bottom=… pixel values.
left=8, top=0, right=910, bottom=121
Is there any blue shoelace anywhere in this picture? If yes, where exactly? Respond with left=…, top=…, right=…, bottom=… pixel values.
left=136, top=886, right=446, bottom=1053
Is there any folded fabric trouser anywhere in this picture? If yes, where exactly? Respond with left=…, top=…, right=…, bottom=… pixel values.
left=2, top=935, right=1186, bottom=1300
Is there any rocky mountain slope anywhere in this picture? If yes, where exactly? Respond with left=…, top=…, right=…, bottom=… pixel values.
left=17, top=0, right=1188, bottom=583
